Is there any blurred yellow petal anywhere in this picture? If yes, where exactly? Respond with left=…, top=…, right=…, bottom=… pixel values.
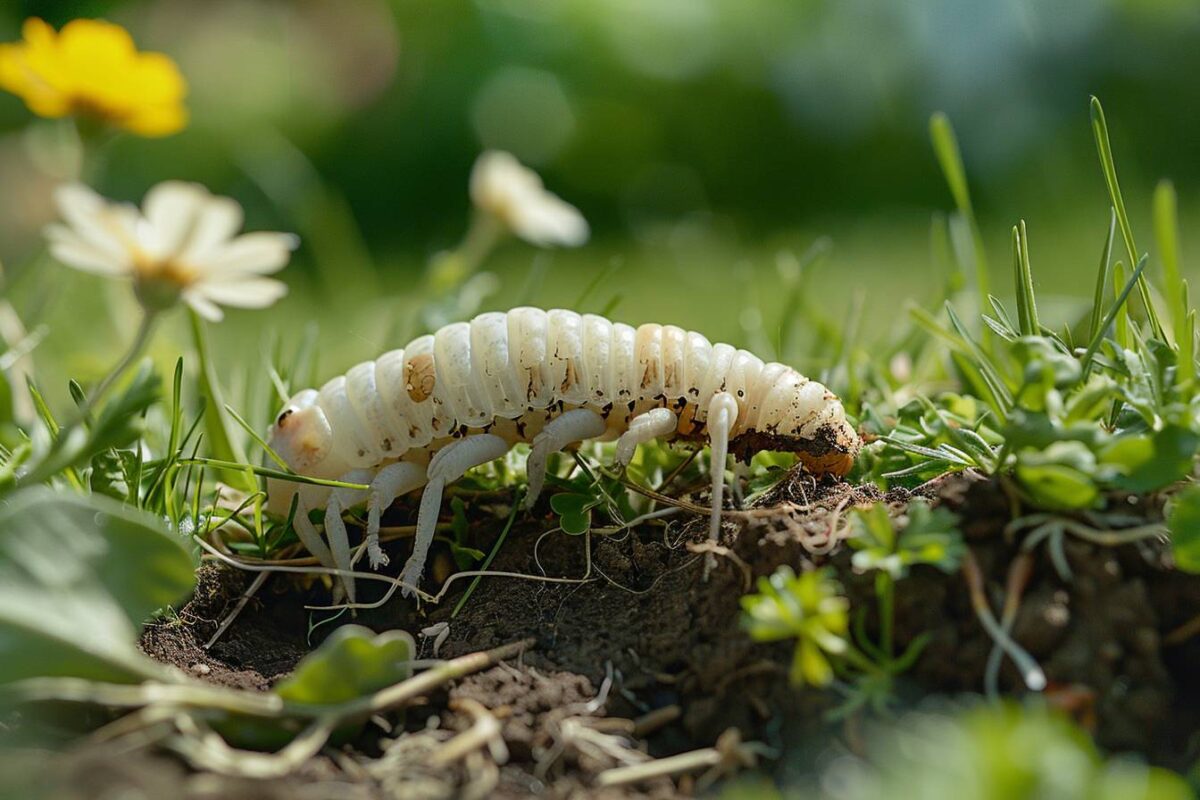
left=123, top=102, right=188, bottom=137
left=0, top=17, right=188, bottom=137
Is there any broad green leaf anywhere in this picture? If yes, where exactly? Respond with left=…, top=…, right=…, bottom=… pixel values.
left=1168, top=486, right=1200, bottom=574
left=560, top=510, right=591, bottom=535
left=1101, top=426, right=1200, bottom=493
left=1015, top=444, right=1101, bottom=511
left=275, top=625, right=414, bottom=706
left=550, top=492, right=591, bottom=516
left=0, top=488, right=194, bottom=684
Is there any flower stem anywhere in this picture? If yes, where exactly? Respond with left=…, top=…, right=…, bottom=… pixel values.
left=89, top=311, right=157, bottom=408
left=876, top=571, right=895, bottom=660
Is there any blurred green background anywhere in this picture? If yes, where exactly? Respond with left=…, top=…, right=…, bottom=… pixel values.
left=2, top=0, right=1200, bottom=402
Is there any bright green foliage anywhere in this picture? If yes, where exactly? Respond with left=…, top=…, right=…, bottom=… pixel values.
left=275, top=625, right=415, bottom=706
left=740, top=566, right=850, bottom=687
left=849, top=500, right=964, bottom=578
left=441, top=497, right=485, bottom=568
left=547, top=451, right=638, bottom=535
left=1013, top=443, right=1101, bottom=511
left=868, top=105, right=1200, bottom=515
left=550, top=490, right=600, bottom=535
left=0, top=488, right=193, bottom=684
left=1168, top=485, right=1200, bottom=573
left=830, top=702, right=1193, bottom=800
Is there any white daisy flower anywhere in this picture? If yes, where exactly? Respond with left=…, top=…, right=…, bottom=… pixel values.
left=469, top=150, right=588, bottom=247
left=45, top=181, right=297, bottom=321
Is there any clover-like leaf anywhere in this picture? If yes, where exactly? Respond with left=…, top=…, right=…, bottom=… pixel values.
left=550, top=491, right=597, bottom=535
left=275, top=625, right=415, bottom=706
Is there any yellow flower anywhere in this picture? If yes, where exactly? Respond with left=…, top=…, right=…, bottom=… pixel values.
left=46, top=181, right=297, bottom=320
left=0, top=18, right=187, bottom=137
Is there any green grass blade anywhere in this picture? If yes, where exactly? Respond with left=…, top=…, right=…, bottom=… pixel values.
left=1153, top=179, right=1184, bottom=333
left=1081, top=254, right=1149, bottom=375
left=930, top=112, right=973, bottom=218
left=1090, top=209, right=1117, bottom=341
left=1012, top=221, right=1039, bottom=336
left=452, top=488, right=524, bottom=618
left=188, top=310, right=254, bottom=492
left=1113, top=261, right=1130, bottom=349
left=1179, top=280, right=1195, bottom=387
left=179, top=457, right=369, bottom=491
left=25, top=378, right=84, bottom=491
left=224, top=403, right=290, bottom=471
left=1090, top=96, right=1165, bottom=341
left=945, top=303, right=1013, bottom=412
left=930, top=112, right=990, bottom=327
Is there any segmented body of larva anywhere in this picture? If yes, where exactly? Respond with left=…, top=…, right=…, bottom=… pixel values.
left=267, top=307, right=859, bottom=601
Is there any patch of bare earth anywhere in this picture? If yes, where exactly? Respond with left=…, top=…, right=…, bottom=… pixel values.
left=18, top=468, right=1200, bottom=799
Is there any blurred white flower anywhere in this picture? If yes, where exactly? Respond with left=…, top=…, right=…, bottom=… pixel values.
left=45, top=181, right=297, bottom=320
left=469, top=150, right=588, bottom=247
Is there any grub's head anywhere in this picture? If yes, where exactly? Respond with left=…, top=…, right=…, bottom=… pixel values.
left=267, top=389, right=333, bottom=474
left=729, top=377, right=861, bottom=477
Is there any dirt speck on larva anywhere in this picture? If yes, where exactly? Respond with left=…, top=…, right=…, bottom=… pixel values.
left=74, top=470, right=1198, bottom=798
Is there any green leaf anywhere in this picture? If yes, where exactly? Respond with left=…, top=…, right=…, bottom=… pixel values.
left=275, top=625, right=414, bottom=706
left=1153, top=180, right=1184, bottom=331
left=1012, top=221, right=1040, bottom=337
left=1015, top=460, right=1100, bottom=511
left=189, top=310, right=255, bottom=492
left=1167, top=486, right=1200, bottom=574
left=0, top=488, right=194, bottom=684
left=549, top=492, right=589, bottom=516
left=1101, top=426, right=1200, bottom=493
left=560, top=510, right=591, bottom=535
left=1090, top=96, right=1164, bottom=342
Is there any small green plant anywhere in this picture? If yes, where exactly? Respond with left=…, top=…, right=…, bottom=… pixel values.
left=740, top=566, right=851, bottom=688
left=870, top=101, right=1199, bottom=524
left=849, top=499, right=964, bottom=659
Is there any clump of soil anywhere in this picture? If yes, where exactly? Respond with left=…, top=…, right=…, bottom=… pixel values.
left=39, top=468, right=1200, bottom=797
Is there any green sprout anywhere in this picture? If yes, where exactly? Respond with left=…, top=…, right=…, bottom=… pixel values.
left=740, top=566, right=850, bottom=688
left=849, top=499, right=964, bottom=579
left=849, top=499, right=963, bottom=661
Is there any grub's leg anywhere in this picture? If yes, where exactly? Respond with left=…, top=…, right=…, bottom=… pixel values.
left=613, top=407, right=677, bottom=468
left=293, top=496, right=336, bottom=573
left=525, top=408, right=607, bottom=509
left=399, top=434, right=511, bottom=596
left=324, top=469, right=374, bottom=603
left=365, top=462, right=427, bottom=568
left=706, top=392, right=739, bottom=544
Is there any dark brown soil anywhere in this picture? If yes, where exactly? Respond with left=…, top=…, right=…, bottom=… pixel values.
left=17, top=468, right=1200, bottom=798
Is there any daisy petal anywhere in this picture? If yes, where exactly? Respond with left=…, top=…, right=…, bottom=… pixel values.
left=53, top=183, right=134, bottom=263
left=511, top=196, right=589, bottom=247
left=183, top=291, right=224, bottom=322
left=180, top=194, right=243, bottom=263
left=200, top=232, right=298, bottom=275
left=195, top=276, right=288, bottom=309
left=142, top=181, right=208, bottom=258
left=46, top=228, right=132, bottom=276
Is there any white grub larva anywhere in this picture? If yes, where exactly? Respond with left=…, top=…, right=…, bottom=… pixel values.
left=266, top=307, right=860, bottom=601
